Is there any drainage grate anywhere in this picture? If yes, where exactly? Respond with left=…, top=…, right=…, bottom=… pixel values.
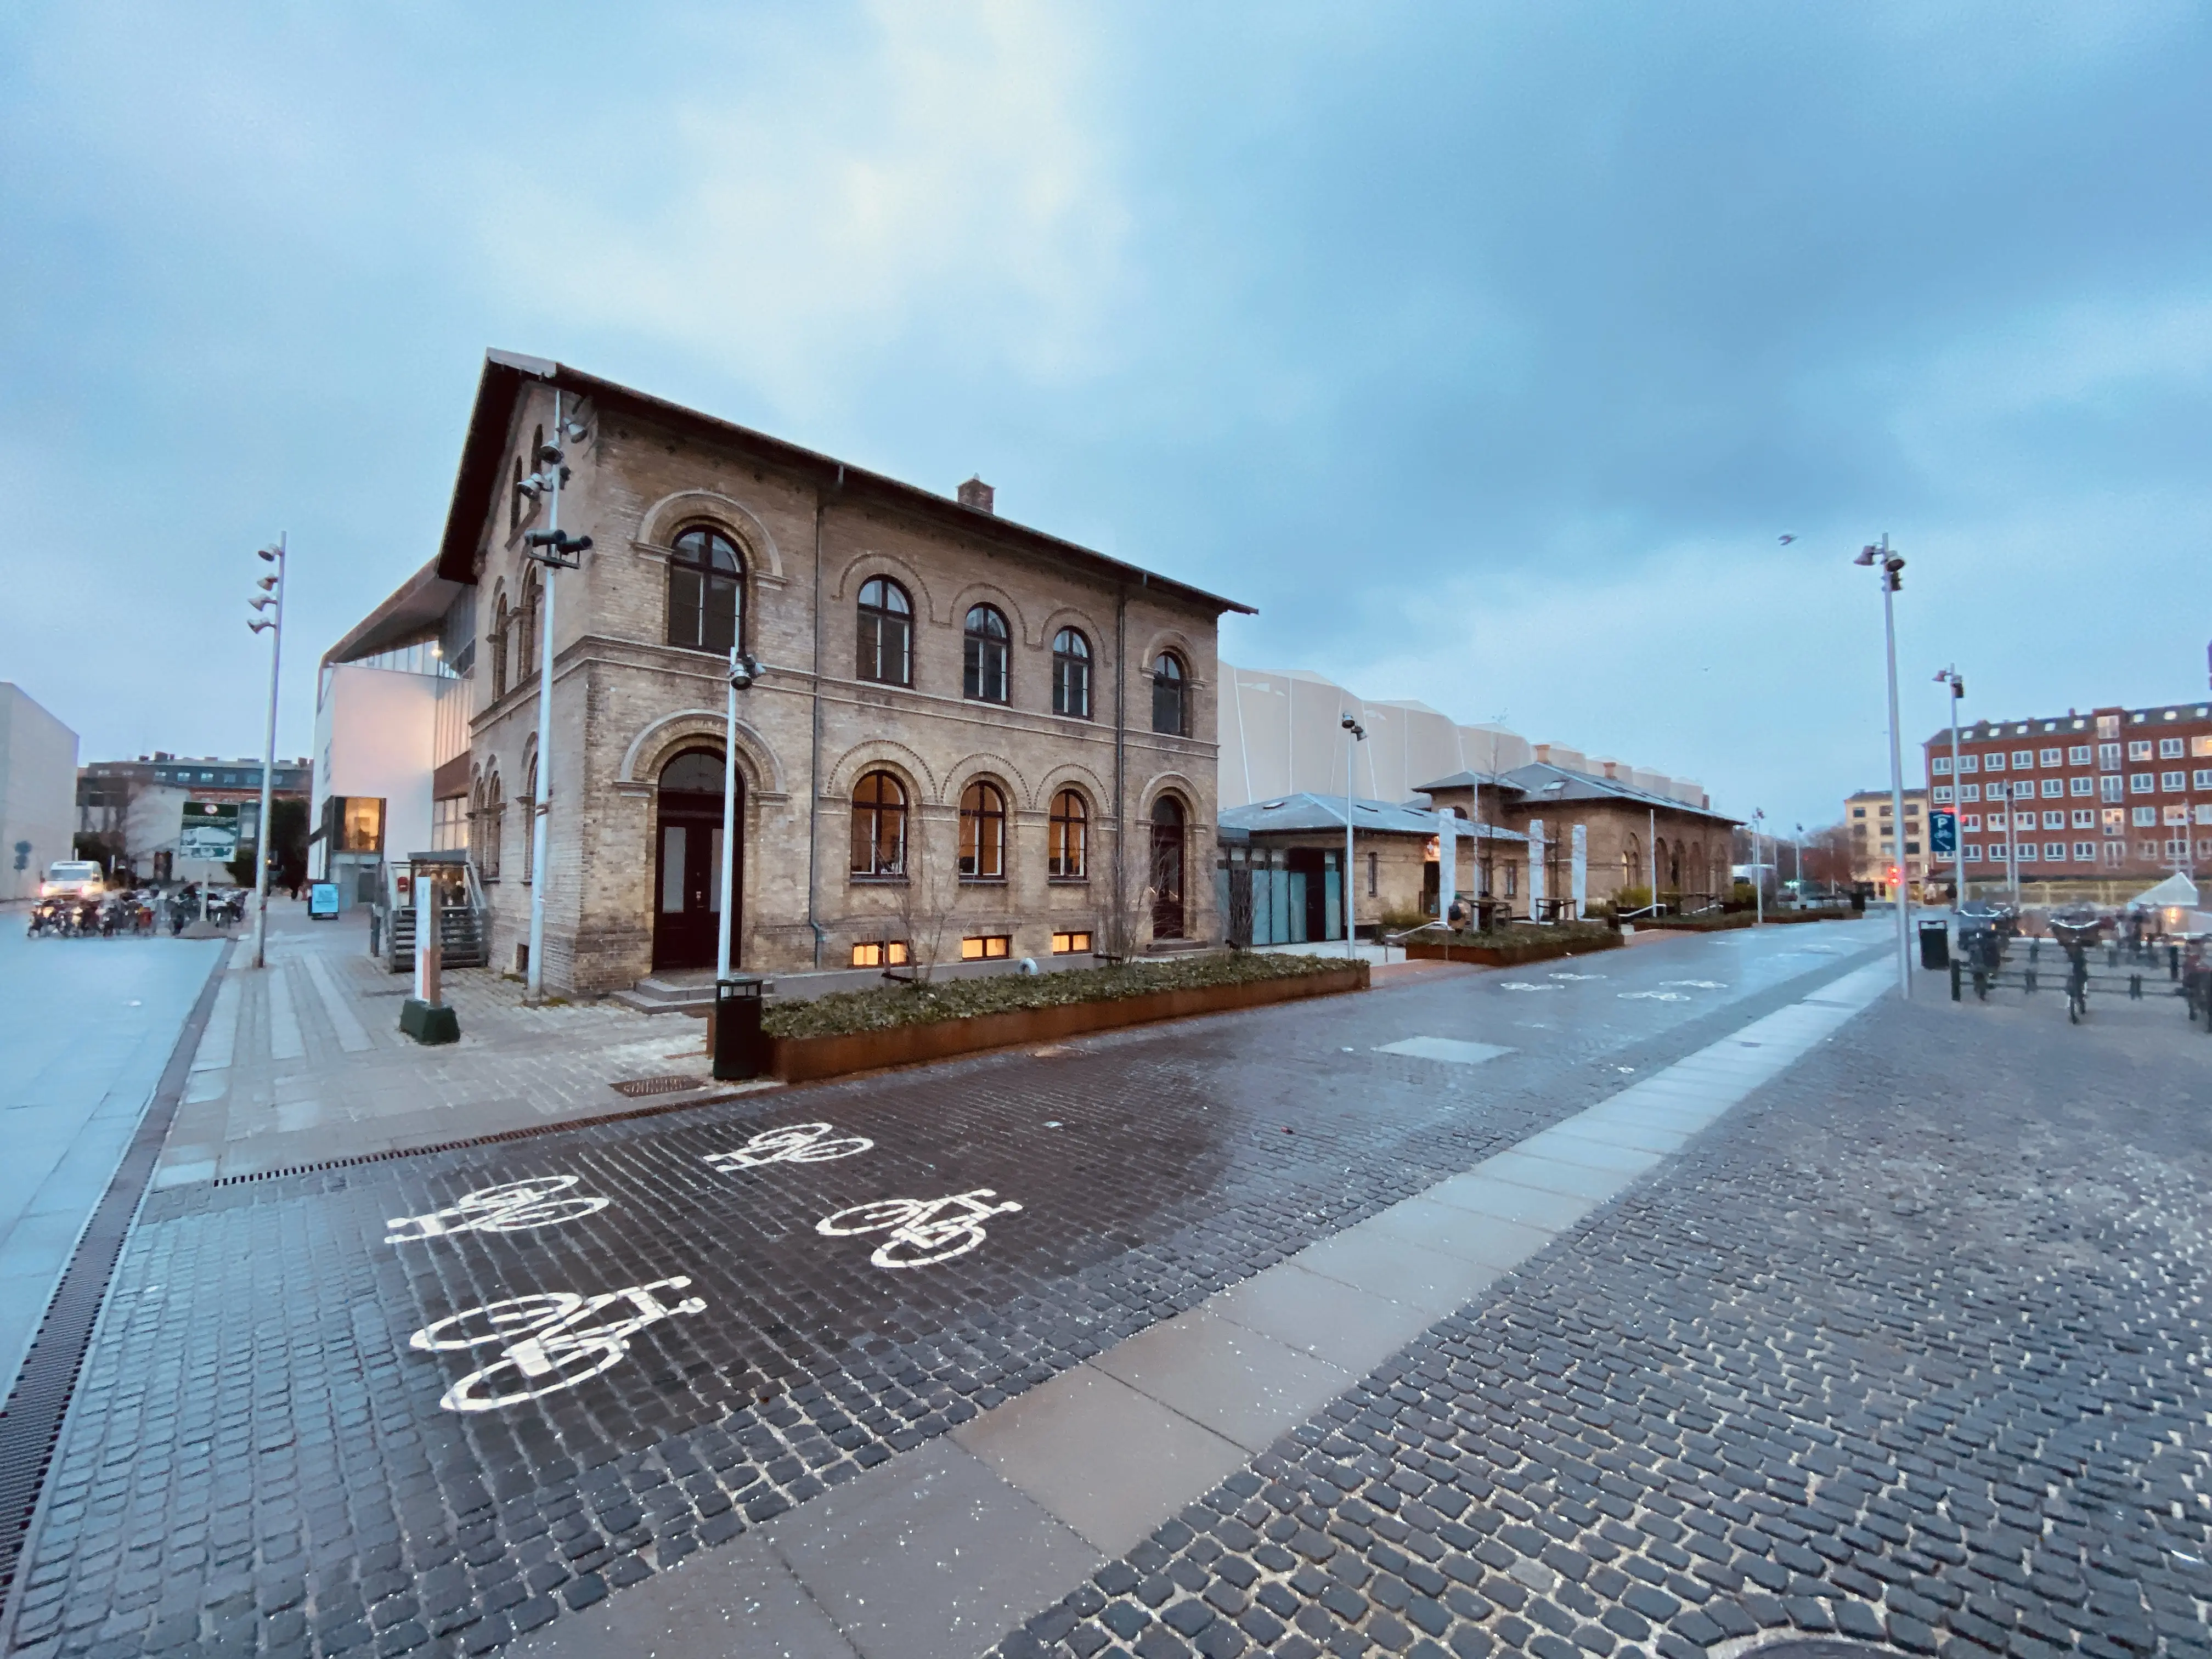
left=0, top=943, right=233, bottom=1614
left=610, top=1074, right=710, bottom=1098
left=207, top=1081, right=771, bottom=1186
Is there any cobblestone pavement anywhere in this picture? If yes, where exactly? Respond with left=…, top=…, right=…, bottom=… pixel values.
left=0, top=923, right=1894, bottom=1657
left=980, top=957, right=2212, bottom=1659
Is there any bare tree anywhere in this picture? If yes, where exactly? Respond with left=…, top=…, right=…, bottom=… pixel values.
left=1097, top=816, right=1156, bottom=964
left=891, top=809, right=960, bottom=982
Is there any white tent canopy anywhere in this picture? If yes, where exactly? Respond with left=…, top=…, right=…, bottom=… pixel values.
left=2126, top=872, right=2199, bottom=909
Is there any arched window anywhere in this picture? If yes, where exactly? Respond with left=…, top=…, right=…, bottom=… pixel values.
left=1052, top=628, right=1091, bottom=718
left=510, top=456, right=524, bottom=532
left=522, top=757, right=539, bottom=884
left=1622, top=833, right=1640, bottom=894
left=857, top=578, right=912, bottom=686
left=959, top=780, right=1007, bottom=878
left=476, top=774, right=504, bottom=879
left=667, top=526, right=743, bottom=654
left=1049, top=788, right=1087, bottom=878
left=489, top=585, right=510, bottom=701
left=1150, top=795, right=1187, bottom=938
left=518, top=569, right=542, bottom=681
left=850, top=770, right=907, bottom=876
left=963, top=605, right=1009, bottom=703
left=1668, top=841, right=1682, bottom=889
left=1151, top=652, right=1187, bottom=735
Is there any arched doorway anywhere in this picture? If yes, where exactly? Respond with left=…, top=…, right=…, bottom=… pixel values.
left=653, top=749, right=739, bottom=971
left=1150, top=796, right=1187, bottom=939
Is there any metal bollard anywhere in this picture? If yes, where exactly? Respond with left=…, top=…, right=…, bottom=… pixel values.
left=2129, top=973, right=2143, bottom=1000
left=2024, top=968, right=2037, bottom=995
left=1950, top=960, right=1962, bottom=1002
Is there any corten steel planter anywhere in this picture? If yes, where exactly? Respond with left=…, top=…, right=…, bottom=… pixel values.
left=1402, top=933, right=1623, bottom=968
left=765, top=962, right=1369, bottom=1084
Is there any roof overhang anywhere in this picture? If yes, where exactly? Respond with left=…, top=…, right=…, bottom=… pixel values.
left=435, top=350, right=1257, bottom=617
left=322, top=556, right=462, bottom=670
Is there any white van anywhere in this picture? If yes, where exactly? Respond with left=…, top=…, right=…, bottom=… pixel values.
left=41, top=860, right=106, bottom=899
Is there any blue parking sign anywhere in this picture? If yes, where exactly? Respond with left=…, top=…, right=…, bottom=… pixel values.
left=1929, top=810, right=1957, bottom=854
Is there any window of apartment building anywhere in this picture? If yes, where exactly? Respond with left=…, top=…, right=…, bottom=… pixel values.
left=1962, top=814, right=1980, bottom=831
left=1852, top=806, right=1867, bottom=817
left=1905, top=840, right=1920, bottom=854
left=1957, top=783, right=1979, bottom=802
left=850, top=940, right=909, bottom=968
left=2101, top=842, right=2124, bottom=867
left=1048, top=789, right=1087, bottom=879
left=2097, top=713, right=2120, bottom=738
left=961, top=934, right=1011, bottom=961
left=962, top=606, right=1011, bottom=703
left=2162, top=771, right=2185, bottom=791
left=2017, top=843, right=2038, bottom=861
left=2132, top=805, right=2157, bottom=827
left=2196, top=769, right=2212, bottom=789
left=856, top=578, right=913, bottom=686
left=1878, top=803, right=1892, bottom=817
left=1956, top=754, right=1978, bottom=772
left=667, top=526, right=743, bottom=654
left=2165, top=804, right=2190, bottom=826
left=2129, top=740, right=2153, bottom=760
left=2039, top=748, right=2061, bottom=766
left=1963, top=845, right=1982, bottom=861
left=2070, top=809, right=2094, bottom=828
left=2011, top=750, right=2033, bottom=768
left=1931, top=757, right=1951, bottom=775
left=957, top=780, right=1008, bottom=878
left=2198, top=804, right=2212, bottom=826
left=2071, top=840, right=2094, bottom=861
left=850, top=771, right=907, bottom=876
left=2159, top=737, right=2185, bottom=759
left=2098, top=743, right=2121, bottom=770
left=1152, top=652, right=1188, bottom=736
left=1905, top=801, right=1920, bottom=815
left=1051, top=629, right=1091, bottom=718
left=1932, top=786, right=1951, bottom=804
left=1052, top=930, right=1093, bottom=955
left=2101, top=776, right=2124, bottom=803
left=2012, top=780, right=2035, bottom=799
left=2068, top=776, right=2091, bottom=795
left=2103, top=808, right=2124, bottom=834
left=2194, top=736, right=2212, bottom=758
left=430, top=795, right=470, bottom=853
left=2137, top=839, right=2160, bottom=860
left=2040, top=778, right=2062, bottom=797
left=1983, top=753, right=2004, bottom=771
left=2069, top=745, right=2091, bottom=764
left=2129, top=773, right=2152, bottom=793
left=1367, top=851, right=1379, bottom=896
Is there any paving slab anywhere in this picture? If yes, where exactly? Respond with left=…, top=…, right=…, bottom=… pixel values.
left=1088, top=1306, right=1355, bottom=1452
left=1205, top=1262, right=1444, bottom=1369
left=509, top=1534, right=857, bottom=1658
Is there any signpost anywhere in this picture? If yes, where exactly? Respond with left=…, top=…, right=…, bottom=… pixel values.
left=1928, top=810, right=1957, bottom=858
left=178, top=802, right=241, bottom=864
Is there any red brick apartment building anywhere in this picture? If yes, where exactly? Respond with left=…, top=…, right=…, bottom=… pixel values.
left=1925, top=700, right=2212, bottom=897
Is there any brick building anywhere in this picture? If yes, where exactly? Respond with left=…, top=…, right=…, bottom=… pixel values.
left=77, top=753, right=312, bottom=885
left=1925, top=700, right=2212, bottom=898
left=1842, top=787, right=1928, bottom=898
left=1418, top=754, right=1738, bottom=909
left=331, top=351, right=1248, bottom=994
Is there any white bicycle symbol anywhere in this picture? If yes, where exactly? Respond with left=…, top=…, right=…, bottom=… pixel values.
left=703, top=1122, right=874, bottom=1173
left=409, top=1278, right=707, bottom=1412
left=385, top=1176, right=611, bottom=1244
left=816, top=1189, right=1023, bottom=1269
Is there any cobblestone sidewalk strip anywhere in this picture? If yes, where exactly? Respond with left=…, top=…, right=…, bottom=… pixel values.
left=979, top=975, right=2212, bottom=1659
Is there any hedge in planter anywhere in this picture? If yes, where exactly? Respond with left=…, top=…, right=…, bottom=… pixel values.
left=763, top=950, right=1355, bottom=1041
left=1402, top=922, right=1623, bottom=967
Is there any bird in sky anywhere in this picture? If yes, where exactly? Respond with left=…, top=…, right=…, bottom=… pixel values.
left=1778, top=533, right=1798, bottom=545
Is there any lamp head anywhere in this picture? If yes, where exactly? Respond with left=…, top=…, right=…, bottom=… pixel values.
left=258, top=545, right=281, bottom=563
left=257, top=574, right=278, bottom=591
left=1853, top=546, right=1878, bottom=566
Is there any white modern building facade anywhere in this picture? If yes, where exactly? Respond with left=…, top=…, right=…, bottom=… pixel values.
left=1, top=685, right=79, bottom=902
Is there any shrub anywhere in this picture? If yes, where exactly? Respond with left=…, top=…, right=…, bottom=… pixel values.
left=763, top=950, right=1352, bottom=1040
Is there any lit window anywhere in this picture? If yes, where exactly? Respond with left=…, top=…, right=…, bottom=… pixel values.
left=960, top=934, right=1012, bottom=961
left=2193, top=736, right=2212, bottom=758
left=1051, top=930, right=1092, bottom=955
left=1048, top=788, right=1087, bottom=878
left=850, top=771, right=907, bottom=875
left=850, top=940, right=911, bottom=968
left=958, top=780, right=1007, bottom=878
left=2164, top=804, right=2188, bottom=826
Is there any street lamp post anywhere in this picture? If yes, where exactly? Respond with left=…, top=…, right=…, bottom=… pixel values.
left=1855, top=537, right=1912, bottom=996
left=1751, top=809, right=1765, bottom=926
left=1340, top=715, right=1365, bottom=956
left=716, top=648, right=764, bottom=981
left=518, top=391, right=594, bottom=1002
left=1934, top=667, right=1965, bottom=906
left=246, top=535, right=286, bottom=970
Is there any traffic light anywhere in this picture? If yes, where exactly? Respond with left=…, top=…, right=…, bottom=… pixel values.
left=1888, top=865, right=1902, bottom=886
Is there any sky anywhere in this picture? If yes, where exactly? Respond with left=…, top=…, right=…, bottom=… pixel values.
left=3, top=1, right=2208, bottom=832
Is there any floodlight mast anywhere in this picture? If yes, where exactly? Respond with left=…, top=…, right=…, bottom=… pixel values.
left=1341, top=715, right=1365, bottom=957
left=249, top=535, right=286, bottom=970
left=1857, top=536, right=1912, bottom=997
left=522, top=391, right=594, bottom=1001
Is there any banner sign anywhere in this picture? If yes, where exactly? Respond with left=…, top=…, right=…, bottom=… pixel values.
left=179, top=801, right=241, bottom=861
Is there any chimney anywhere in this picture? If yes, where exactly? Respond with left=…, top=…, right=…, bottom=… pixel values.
left=957, top=476, right=995, bottom=515
left=1532, top=743, right=1552, bottom=764
left=1601, top=760, right=1620, bottom=780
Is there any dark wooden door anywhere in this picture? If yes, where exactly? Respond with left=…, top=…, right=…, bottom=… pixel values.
left=1150, top=798, right=1186, bottom=940
left=652, top=752, right=739, bottom=971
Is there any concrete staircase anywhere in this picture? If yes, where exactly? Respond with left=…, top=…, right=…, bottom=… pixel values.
left=611, top=974, right=718, bottom=1015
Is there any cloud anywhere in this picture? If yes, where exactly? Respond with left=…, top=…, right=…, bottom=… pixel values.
left=484, top=2, right=1130, bottom=419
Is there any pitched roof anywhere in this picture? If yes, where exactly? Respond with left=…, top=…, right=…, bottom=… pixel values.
left=435, top=351, right=1255, bottom=617
left=1483, top=761, right=1740, bottom=825
left=1219, top=793, right=1527, bottom=841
